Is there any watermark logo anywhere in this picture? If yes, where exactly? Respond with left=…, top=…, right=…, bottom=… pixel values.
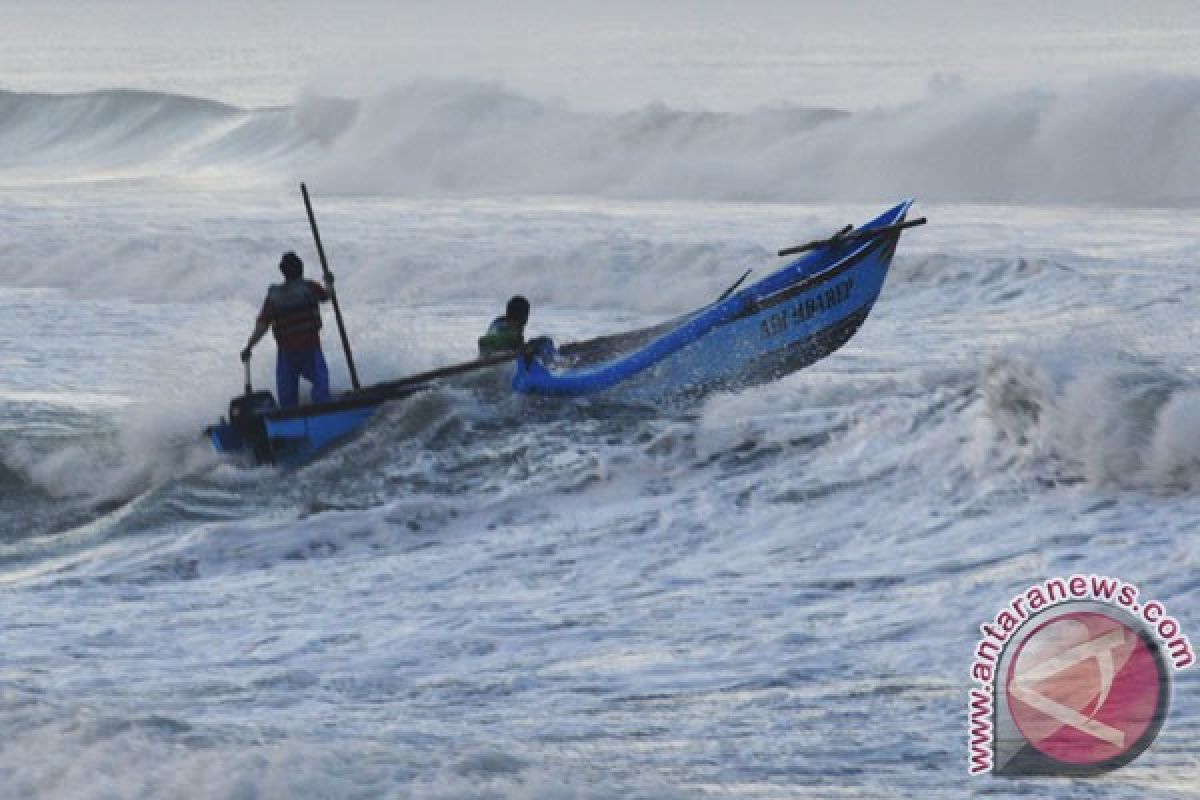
left=1006, top=610, right=1166, bottom=769
left=968, top=576, right=1192, bottom=776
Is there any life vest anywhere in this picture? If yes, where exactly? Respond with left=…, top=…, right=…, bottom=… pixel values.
left=266, top=280, right=323, bottom=349
left=478, top=316, right=524, bottom=356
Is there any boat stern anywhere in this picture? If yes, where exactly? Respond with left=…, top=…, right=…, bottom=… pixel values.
left=206, top=389, right=278, bottom=464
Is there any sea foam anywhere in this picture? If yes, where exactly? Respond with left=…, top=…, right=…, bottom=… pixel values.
left=3, top=76, right=1200, bottom=206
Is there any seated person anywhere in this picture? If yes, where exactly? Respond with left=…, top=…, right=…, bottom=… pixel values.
left=478, top=295, right=530, bottom=356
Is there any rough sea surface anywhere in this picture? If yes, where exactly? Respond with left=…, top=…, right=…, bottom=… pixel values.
left=1, top=3, right=1198, bottom=798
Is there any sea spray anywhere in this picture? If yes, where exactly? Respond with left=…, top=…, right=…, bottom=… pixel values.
left=5, top=76, right=1200, bottom=206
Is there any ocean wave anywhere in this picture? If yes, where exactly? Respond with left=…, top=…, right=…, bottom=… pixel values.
left=6, top=75, right=1200, bottom=205
left=981, top=348, right=1200, bottom=489
left=0, top=88, right=314, bottom=175
left=305, top=75, right=1200, bottom=206
left=891, top=254, right=1057, bottom=288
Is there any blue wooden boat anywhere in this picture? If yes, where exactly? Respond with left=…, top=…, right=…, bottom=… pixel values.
left=514, top=200, right=918, bottom=402
left=206, top=200, right=922, bottom=466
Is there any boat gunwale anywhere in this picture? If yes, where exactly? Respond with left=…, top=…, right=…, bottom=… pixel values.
left=530, top=225, right=901, bottom=385
left=736, top=231, right=895, bottom=319
left=262, top=384, right=425, bottom=423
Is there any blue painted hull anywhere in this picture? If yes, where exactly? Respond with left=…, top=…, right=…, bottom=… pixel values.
left=207, top=201, right=916, bottom=466
left=207, top=395, right=390, bottom=468
left=205, top=352, right=517, bottom=466
left=512, top=200, right=913, bottom=401
left=263, top=404, right=381, bottom=466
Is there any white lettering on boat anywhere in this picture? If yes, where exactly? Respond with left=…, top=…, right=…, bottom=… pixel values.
left=759, top=278, right=854, bottom=338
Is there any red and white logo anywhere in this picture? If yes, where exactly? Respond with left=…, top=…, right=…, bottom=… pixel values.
left=968, top=576, right=1190, bottom=777
left=1005, top=611, right=1166, bottom=768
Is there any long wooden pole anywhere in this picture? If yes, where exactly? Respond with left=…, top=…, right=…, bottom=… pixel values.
left=301, top=182, right=361, bottom=391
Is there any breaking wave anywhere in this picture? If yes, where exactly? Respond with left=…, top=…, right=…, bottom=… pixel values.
left=981, top=348, right=1200, bottom=489
left=4, top=74, right=1200, bottom=205
left=0, top=88, right=314, bottom=176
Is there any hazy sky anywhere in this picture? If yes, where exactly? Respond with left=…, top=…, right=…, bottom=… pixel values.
left=4, top=0, right=1200, bottom=109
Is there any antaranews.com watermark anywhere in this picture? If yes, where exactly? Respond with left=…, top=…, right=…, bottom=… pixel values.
left=969, top=575, right=1193, bottom=776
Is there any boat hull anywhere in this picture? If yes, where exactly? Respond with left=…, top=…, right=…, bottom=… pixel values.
left=207, top=397, right=386, bottom=468
left=512, top=200, right=910, bottom=401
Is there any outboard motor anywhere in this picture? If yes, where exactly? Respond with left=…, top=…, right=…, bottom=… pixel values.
left=229, top=361, right=277, bottom=465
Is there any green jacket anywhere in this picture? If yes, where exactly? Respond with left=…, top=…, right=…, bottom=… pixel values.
left=478, top=316, right=524, bottom=356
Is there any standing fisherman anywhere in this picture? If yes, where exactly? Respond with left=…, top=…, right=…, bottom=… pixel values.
left=241, top=251, right=333, bottom=408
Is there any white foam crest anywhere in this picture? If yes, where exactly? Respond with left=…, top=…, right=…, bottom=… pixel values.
left=1144, top=389, right=1200, bottom=485
left=6, top=77, right=1200, bottom=205
left=303, top=80, right=842, bottom=200
left=0, top=187, right=779, bottom=315
left=308, top=75, right=1200, bottom=206
left=981, top=345, right=1200, bottom=489
left=0, top=309, right=242, bottom=507
left=0, top=398, right=221, bottom=511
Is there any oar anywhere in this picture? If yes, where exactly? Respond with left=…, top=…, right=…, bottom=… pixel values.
left=301, top=182, right=362, bottom=391
left=778, top=217, right=926, bottom=257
